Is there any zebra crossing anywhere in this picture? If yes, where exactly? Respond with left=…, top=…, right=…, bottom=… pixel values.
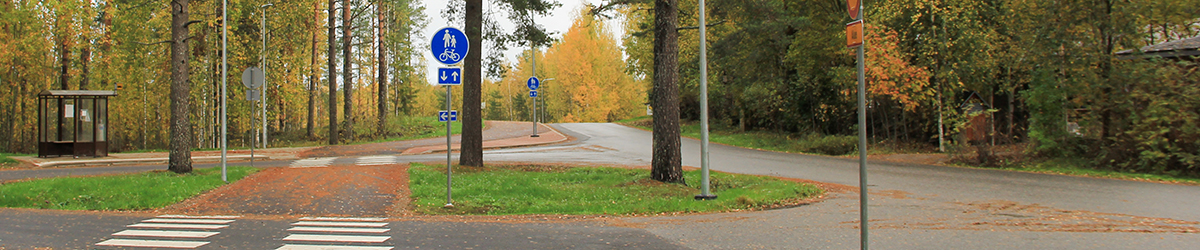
left=354, top=156, right=398, bottom=166
left=277, top=217, right=393, bottom=250
left=290, top=157, right=337, bottom=168
left=94, top=215, right=238, bottom=249
left=290, top=156, right=403, bottom=168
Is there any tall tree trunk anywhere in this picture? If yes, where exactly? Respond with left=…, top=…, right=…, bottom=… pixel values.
left=168, top=0, right=194, bottom=173
left=58, top=28, right=70, bottom=90
left=308, top=0, right=320, bottom=139
left=460, top=0, right=484, bottom=167
left=650, top=0, right=682, bottom=183
left=342, top=1, right=354, bottom=142
left=80, top=41, right=90, bottom=90
left=376, top=0, right=387, bottom=137
left=327, top=0, right=339, bottom=145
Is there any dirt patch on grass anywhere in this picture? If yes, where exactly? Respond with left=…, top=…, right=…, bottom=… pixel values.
left=161, top=164, right=409, bottom=217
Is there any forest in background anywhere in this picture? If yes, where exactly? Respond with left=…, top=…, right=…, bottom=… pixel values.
left=2, top=0, right=1198, bottom=176
left=0, top=0, right=443, bottom=154
left=615, top=0, right=1198, bottom=175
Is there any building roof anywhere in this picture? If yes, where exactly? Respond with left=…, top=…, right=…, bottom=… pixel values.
left=1116, top=36, right=1200, bottom=59
left=38, top=90, right=118, bottom=97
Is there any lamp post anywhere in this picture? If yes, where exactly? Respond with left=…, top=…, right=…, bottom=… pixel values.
left=260, top=3, right=273, bottom=148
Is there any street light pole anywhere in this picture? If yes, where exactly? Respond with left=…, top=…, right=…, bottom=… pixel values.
left=220, top=0, right=228, bottom=183
left=260, top=3, right=273, bottom=148
left=695, top=0, right=716, bottom=201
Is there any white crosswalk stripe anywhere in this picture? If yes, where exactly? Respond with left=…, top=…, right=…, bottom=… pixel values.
left=291, top=157, right=337, bottom=168
left=277, top=217, right=393, bottom=250
left=94, top=215, right=237, bottom=249
left=355, top=156, right=397, bottom=166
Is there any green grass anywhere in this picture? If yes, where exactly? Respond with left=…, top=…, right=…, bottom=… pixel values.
left=0, top=166, right=259, bottom=210
left=0, top=153, right=29, bottom=164
left=621, top=117, right=859, bottom=156
left=348, top=116, right=482, bottom=145
left=964, top=157, right=1200, bottom=185
left=408, top=163, right=823, bottom=215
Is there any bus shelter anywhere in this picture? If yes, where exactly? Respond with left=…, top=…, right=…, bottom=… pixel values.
left=38, top=90, right=116, bottom=158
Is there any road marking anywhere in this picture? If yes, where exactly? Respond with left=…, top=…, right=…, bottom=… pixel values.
left=156, top=215, right=240, bottom=219
left=287, top=226, right=390, bottom=233
left=291, top=221, right=388, bottom=227
left=127, top=223, right=229, bottom=230
left=355, top=156, right=397, bottom=166
left=291, top=157, right=337, bottom=168
left=299, top=217, right=386, bottom=222
left=277, top=244, right=394, bottom=250
left=283, top=234, right=391, bottom=243
left=111, top=230, right=220, bottom=238
left=142, top=218, right=236, bottom=224
left=94, top=239, right=209, bottom=248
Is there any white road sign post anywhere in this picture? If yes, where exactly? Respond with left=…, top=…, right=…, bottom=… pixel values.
left=432, top=27, right=468, bottom=209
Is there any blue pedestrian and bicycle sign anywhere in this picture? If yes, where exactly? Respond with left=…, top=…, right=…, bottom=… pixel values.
left=431, top=27, right=469, bottom=65
left=527, top=76, right=539, bottom=90
left=438, top=67, right=462, bottom=85
left=438, top=110, right=458, bottom=122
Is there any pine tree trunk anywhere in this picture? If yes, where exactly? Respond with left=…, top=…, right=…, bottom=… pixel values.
left=650, top=0, right=683, bottom=183
left=342, top=2, right=354, bottom=142
left=326, top=0, right=339, bottom=145
left=376, top=0, right=387, bottom=137
left=168, top=0, right=194, bottom=173
left=80, top=42, right=90, bottom=90
left=459, top=0, right=484, bottom=167
left=307, top=0, right=319, bottom=139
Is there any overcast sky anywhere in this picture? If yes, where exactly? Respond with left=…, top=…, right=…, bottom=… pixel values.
left=419, top=0, right=624, bottom=84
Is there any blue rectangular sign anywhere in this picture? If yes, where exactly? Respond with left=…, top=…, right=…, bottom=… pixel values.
left=438, top=67, right=462, bottom=85
left=530, top=90, right=538, bottom=98
left=438, top=110, right=458, bottom=122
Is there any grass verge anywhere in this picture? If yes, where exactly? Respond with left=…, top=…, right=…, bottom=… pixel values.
left=620, top=116, right=860, bottom=155
left=0, top=167, right=259, bottom=210
left=958, top=157, right=1200, bottom=185
left=408, top=163, right=823, bottom=215
left=1, top=153, right=31, bottom=168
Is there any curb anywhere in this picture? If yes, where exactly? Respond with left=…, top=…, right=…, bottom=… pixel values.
left=32, top=155, right=270, bottom=168
left=401, top=124, right=570, bottom=155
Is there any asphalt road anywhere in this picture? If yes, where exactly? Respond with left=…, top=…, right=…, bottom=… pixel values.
left=2, top=122, right=1199, bottom=249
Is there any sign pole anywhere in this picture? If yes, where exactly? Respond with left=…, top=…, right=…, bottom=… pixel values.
left=854, top=2, right=869, bottom=250
left=445, top=85, right=454, bottom=208
left=220, top=0, right=228, bottom=183
left=695, top=0, right=715, bottom=200
left=530, top=45, right=539, bottom=138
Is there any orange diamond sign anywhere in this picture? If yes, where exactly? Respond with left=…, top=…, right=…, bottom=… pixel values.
left=847, top=20, right=863, bottom=48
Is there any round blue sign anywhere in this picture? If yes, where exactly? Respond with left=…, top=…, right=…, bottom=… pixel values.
left=527, top=77, right=539, bottom=90
left=431, top=27, right=469, bottom=65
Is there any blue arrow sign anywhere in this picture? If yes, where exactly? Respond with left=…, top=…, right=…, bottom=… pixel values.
left=437, top=67, right=462, bottom=85
left=527, top=76, right=539, bottom=90
left=530, top=90, right=538, bottom=98
left=431, top=27, right=469, bottom=65
left=438, top=110, right=458, bottom=122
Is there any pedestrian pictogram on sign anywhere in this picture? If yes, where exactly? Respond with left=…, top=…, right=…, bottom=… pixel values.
left=431, top=27, right=469, bottom=65
left=846, top=20, right=863, bottom=48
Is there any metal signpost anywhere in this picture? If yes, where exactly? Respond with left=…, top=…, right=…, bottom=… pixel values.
left=432, top=27, right=468, bottom=208
left=220, top=0, right=228, bottom=183
left=695, top=0, right=716, bottom=201
left=242, top=67, right=264, bottom=168
left=846, top=0, right=869, bottom=249
left=527, top=76, right=540, bottom=137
